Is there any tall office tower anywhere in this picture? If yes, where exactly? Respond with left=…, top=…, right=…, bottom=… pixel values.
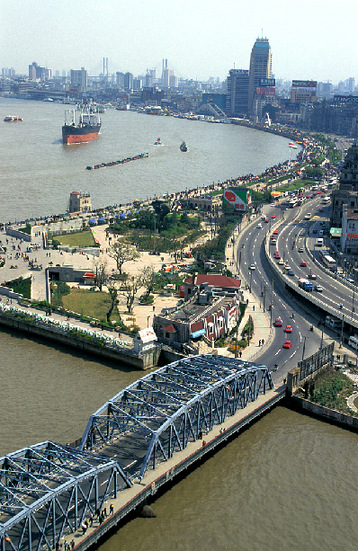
left=116, top=71, right=125, bottom=88
left=248, top=37, right=272, bottom=115
left=161, top=58, right=168, bottom=85
left=70, top=67, right=87, bottom=92
left=145, top=69, right=156, bottom=87
left=124, top=72, right=133, bottom=90
left=226, top=69, right=249, bottom=116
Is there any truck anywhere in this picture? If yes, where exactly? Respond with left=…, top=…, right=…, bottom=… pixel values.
left=298, top=277, right=313, bottom=291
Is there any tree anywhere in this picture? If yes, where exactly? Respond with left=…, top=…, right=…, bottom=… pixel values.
left=93, top=260, right=108, bottom=291
left=106, top=279, right=119, bottom=323
left=121, top=274, right=142, bottom=313
left=108, top=240, right=140, bottom=274
left=140, top=266, right=157, bottom=297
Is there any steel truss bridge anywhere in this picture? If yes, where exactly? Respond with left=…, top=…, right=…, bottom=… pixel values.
left=1, top=356, right=273, bottom=551
left=0, top=442, right=130, bottom=551
left=79, top=355, right=273, bottom=480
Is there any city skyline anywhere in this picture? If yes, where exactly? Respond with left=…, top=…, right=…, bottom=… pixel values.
left=1, top=0, right=358, bottom=84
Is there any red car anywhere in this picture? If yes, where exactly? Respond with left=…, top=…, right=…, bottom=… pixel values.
left=285, top=325, right=293, bottom=333
left=283, top=340, right=292, bottom=348
left=273, top=229, right=279, bottom=235
left=300, top=261, right=307, bottom=267
left=271, top=214, right=277, bottom=219
left=265, top=218, right=269, bottom=223
left=275, top=317, right=283, bottom=327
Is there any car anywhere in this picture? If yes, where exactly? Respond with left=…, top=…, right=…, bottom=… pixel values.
left=274, top=317, right=283, bottom=327
left=265, top=218, right=269, bottom=223
left=287, top=269, right=295, bottom=276
left=300, top=261, right=307, bottom=267
left=304, top=213, right=312, bottom=220
left=284, top=265, right=291, bottom=271
left=278, top=258, right=284, bottom=265
left=285, top=325, right=293, bottom=333
left=314, top=285, right=323, bottom=292
left=257, top=223, right=262, bottom=228
left=273, top=229, right=279, bottom=235
left=308, top=273, right=317, bottom=280
left=249, top=264, right=256, bottom=270
left=283, top=340, right=292, bottom=349
left=298, top=247, right=304, bottom=253
left=271, top=214, right=277, bottom=219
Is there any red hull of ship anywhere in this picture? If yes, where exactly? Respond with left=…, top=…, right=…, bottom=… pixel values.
left=63, top=131, right=99, bottom=145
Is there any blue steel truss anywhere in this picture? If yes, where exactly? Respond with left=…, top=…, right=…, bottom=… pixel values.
left=79, top=355, right=273, bottom=480
left=0, top=441, right=131, bottom=551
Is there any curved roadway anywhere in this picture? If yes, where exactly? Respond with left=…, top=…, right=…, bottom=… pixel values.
left=236, top=191, right=355, bottom=380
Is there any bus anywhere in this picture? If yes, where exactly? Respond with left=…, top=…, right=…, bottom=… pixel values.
left=320, top=253, right=336, bottom=268
left=348, top=335, right=358, bottom=351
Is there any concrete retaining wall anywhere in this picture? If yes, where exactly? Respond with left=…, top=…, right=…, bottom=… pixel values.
left=288, top=395, right=358, bottom=430
left=0, top=314, right=159, bottom=370
left=6, top=227, right=32, bottom=242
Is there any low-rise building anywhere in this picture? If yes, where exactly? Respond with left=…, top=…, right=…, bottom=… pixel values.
left=154, top=276, right=241, bottom=350
left=69, top=191, right=92, bottom=214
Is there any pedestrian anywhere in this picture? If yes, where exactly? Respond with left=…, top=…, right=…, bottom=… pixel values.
left=239, top=351, right=242, bottom=358
left=262, top=339, right=264, bottom=345
left=258, top=339, right=261, bottom=346
left=253, top=305, right=255, bottom=311
left=109, top=504, right=114, bottom=515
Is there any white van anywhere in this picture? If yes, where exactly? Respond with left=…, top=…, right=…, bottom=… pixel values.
left=348, top=335, right=358, bottom=350
left=316, top=238, right=324, bottom=246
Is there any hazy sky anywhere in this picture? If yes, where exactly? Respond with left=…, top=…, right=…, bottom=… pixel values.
left=1, top=0, right=357, bottom=83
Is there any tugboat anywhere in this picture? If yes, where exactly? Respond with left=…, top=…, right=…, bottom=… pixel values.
left=180, top=141, right=188, bottom=152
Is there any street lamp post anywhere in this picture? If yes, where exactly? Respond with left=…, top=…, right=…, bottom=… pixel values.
left=302, top=335, right=307, bottom=361
left=249, top=269, right=253, bottom=293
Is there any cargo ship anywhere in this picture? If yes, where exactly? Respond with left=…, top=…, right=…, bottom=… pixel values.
left=62, top=107, right=101, bottom=144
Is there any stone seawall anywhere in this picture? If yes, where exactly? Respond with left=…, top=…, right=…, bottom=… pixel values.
left=0, top=314, right=160, bottom=370
left=288, top=395, right=358, bottom=431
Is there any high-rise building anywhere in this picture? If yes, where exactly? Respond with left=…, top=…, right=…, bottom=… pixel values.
left=28, top=61, right=51, bottom=81
left=124, top=72, right=133, bottom=90
left=248, top=37, right=272, bottom=115
left=70, top=67, right=87, bottom=92
left=226, top=69, right=249, bottom=116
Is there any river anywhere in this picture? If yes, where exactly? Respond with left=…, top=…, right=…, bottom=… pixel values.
left=1, top=98, right=356, bottom=550
left=0, top=97, right=293, bottom=223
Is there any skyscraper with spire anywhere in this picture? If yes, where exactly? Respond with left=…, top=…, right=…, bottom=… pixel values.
left=248, top=37, right=272, bottom=115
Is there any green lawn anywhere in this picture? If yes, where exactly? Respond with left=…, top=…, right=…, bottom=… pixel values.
left=62, top=288, right=121, bottom=323
left=52, top=229, right=97, bottom=248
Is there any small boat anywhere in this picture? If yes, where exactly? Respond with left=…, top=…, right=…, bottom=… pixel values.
left=4, top=115, right=23, bottom=122
left=154, top=137, right=162, bottom=146
left=180, top=141, right=188, bottom=152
